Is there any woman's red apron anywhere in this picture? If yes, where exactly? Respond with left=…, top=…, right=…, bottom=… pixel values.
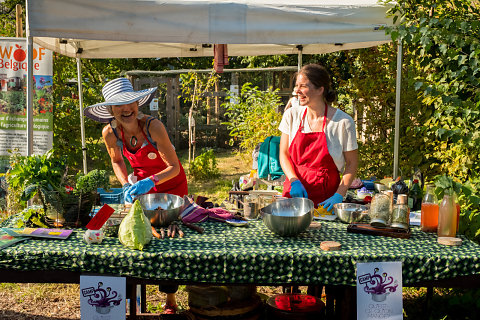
left=282, top=107, right=340, bottom=206
left=121, top=127, right=188, bottom=197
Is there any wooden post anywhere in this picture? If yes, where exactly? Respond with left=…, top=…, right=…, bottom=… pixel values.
left=166, top=78, right=175, bottom=143
left=16, top=5, right=23, bottom=38
left=214, top=78, right=220, bottom=146
left=173, top=76, right=181, bottom=147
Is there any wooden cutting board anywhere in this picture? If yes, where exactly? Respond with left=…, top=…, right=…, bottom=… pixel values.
left=347, top=223, right=411, bottom=239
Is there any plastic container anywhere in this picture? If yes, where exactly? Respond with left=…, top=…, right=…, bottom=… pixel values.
left=97, top=188, right=123, bottom=204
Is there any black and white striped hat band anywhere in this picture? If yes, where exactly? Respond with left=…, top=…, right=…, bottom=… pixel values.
left=84, top=78, right=157, bottom=123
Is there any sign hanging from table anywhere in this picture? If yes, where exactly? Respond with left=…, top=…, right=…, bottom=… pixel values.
left=0, top=37, right=53, bottom=170
left=80, top=275, right=126, bottom=320
left=356, top=261, right=403, bottom=320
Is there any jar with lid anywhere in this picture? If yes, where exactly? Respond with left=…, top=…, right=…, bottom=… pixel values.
left=421, top=185, right=439, bottom=232
left=369, top=193, right=392, bottom=227
left=243, top=194, right=259, bottom=220
left=391, top=194, right=409, bottom=229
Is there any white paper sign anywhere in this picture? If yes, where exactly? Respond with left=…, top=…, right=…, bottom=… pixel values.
left=149, top=98, right=158, bottom=111
left=80, top=275, right=126, bottom=320
left=229, top=84, right=239, bottom=104
left=356, top=261, right=403, bottom=320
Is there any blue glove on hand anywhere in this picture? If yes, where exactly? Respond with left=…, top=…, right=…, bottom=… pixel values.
left=320, top=193, right=343, bottom=212
left=290, top=180, right=308, bottom=198
left=125, top=178, right=154, bottom=203
left=122, top=183, right=132, bottom=203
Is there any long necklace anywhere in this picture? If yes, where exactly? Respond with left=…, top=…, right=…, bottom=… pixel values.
left=130, top=135, right=138, bottom=147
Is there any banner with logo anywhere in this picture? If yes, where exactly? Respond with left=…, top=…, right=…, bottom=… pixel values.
left=0, top=37, right=53, bottom=171
left=357, top=261, right=403, bottom=320
left=80, top=275, right=126, bottom=320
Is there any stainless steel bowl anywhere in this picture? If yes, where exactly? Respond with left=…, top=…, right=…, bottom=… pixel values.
left=260, top=198, right=314, bottom=236
left=136, top=193, right=184, bottom=227
left=374, top=182, right=388, bottom=193
left=334, top=203, right=369, bottom=224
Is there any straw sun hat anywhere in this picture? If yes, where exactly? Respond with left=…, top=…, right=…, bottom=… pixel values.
left=84, top=78, right=157, bottom=123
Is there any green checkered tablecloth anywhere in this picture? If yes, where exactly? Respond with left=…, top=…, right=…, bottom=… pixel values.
left=1, top=216, right=480, bottom=286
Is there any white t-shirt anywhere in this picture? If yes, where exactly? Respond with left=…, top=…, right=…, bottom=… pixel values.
left=279, top=105, right=358, bottom=173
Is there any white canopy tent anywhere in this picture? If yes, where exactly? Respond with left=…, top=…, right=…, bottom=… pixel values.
left=25, top=0, right=401, bottom=176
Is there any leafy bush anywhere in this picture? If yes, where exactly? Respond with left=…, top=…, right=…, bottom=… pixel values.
left=223, top=83, right=282, bottom=156
left=75, top=169, right=110, bottom=194
left=188, top=149, right=220, bottom=181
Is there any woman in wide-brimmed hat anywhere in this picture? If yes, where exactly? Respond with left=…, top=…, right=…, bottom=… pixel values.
left=85, top=77, right=187, bottom=314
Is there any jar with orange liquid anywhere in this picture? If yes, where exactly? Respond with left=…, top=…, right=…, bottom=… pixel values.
left=421, top=185, right=439, bottom=232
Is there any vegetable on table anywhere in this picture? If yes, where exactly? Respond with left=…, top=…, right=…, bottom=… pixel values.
left=118, top=200, right=152, bottom=250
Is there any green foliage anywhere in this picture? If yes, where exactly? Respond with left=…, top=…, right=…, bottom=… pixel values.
left=75, top=169, right=110, bottom=194
left=16, top=206, right=49, bottom=228
left=223, top=83, right=282, bottom=156
left=188, top=149, right=220, bottom=181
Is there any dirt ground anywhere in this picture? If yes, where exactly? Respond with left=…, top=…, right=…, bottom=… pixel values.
left=0, top=283, right=286, bottom=319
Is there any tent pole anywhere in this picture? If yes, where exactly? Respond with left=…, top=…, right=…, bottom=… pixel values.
left=26, top=5, right=34, bottom=156
left=76, top=58, right=87, bottom=174
left=297, top=46, right=303, bottom=71
left=393, top=41, right=403, bottom=179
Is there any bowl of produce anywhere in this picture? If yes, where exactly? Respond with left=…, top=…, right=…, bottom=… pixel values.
left=334, top=203, right=369, bottom=224
left=260, top=198, right=314, bottom=236
left=136, top=193, right=184, bottom=227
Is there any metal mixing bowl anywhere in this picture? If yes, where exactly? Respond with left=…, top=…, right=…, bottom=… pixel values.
left=136, top=193, right=184, bottom=227
left=334, top=203, right=369, bottom=224
left=260, top=198, right=314, bottom=236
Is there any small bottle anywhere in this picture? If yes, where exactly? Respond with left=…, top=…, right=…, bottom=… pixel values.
left=437, top=192, right=457, bottom=237
left=408, top=179, right=422, bottom=211
left=421, top=185, right=439, bottom=232
left=391, top=194, right=409, bottom=229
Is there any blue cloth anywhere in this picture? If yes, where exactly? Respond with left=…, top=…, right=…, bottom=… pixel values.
left=320, top=193, right=343, bottom=212
left=257, top=136, right=284, bottom=180
left=122, top=183, right=132, bottom=203
left=290, top=180, right=308, bottom=198
left=125, top=178, right=154, bottom=203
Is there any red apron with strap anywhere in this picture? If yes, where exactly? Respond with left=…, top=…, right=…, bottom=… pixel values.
left=282, top=107, right=340, bottom=206
left=121, top=127, right=188, bottom=197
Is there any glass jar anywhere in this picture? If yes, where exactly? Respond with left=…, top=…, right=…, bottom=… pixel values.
left=369, top=193, right=392, bottom=227
left=391, top=194, right=409, bottom=229
left=259, top=195, right=275, bottom=210
left=438, top=193, right=457, bottom=237
left=243, top=194, right=259, bottom=220
left=421, top=185, right=439, bottom=232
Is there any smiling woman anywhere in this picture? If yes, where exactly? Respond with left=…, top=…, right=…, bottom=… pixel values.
left=83, top=77, right=188, bottom=314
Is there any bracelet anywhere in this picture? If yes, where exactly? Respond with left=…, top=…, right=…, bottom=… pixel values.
left=149, top=175, right=160, bottom=184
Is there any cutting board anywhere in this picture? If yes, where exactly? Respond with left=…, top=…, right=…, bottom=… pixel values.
left=347, top=223, right=411, bottom=239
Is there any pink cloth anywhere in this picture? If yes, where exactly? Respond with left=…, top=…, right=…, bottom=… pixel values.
left=180, top=196, right=235, bottom=223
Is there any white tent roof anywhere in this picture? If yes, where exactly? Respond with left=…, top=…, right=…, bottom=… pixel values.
left=28, top=0, right=393, bottom=58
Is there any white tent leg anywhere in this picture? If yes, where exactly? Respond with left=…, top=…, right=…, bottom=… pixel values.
left=77, top=58, right=87, bottom=174
left=393, top=41, right=403, bottom=179
left=26, top=36, right=34, bottom=156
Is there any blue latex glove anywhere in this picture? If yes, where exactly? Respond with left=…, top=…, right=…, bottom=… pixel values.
left=122, top=183, right=132, bottom=203
left=320, top=193, right=343, bottom=212
left=290, top=180, right=308, bottom=198
left=125, top=178, right=154, bottom=203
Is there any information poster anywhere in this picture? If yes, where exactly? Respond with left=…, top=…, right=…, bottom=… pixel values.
left=0, top=37, right=53, bottom=171
left=356, top=261, right=403, bottom=320
left=80, top=275, right=126, bottom=320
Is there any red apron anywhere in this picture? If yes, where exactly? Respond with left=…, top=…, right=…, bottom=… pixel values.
left=282, top=107, right=340, bottom=206
left=121, top=127, right=188, bottom=197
